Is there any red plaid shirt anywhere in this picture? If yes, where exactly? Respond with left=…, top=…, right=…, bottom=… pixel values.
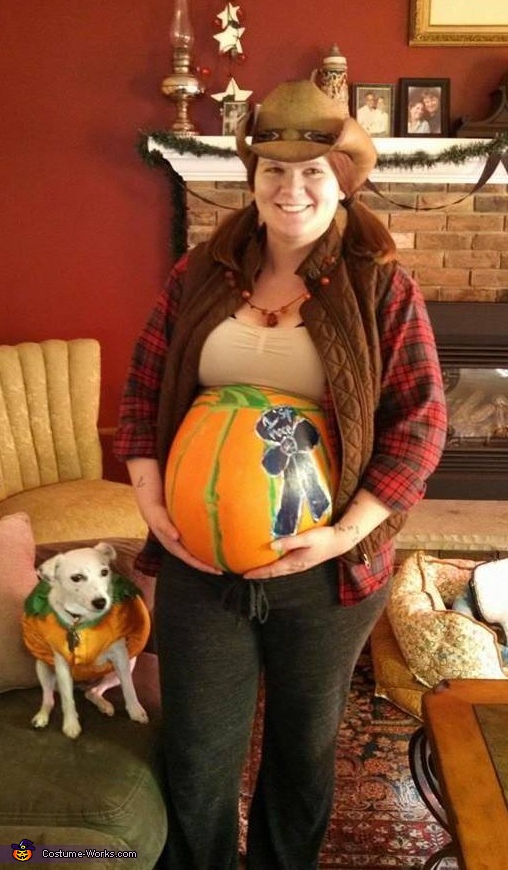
left=115, top=255, right=446, bottom=604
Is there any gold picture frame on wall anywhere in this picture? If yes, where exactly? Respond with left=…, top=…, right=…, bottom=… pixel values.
left=409, top=0, right=508, bottom=45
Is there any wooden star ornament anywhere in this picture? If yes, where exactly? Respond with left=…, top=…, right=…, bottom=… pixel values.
left=211, top=76, right=253, bottom=103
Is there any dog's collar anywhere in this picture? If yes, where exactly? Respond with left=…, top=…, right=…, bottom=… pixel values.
left=64, top=610, right=83, bottom=624
left=56, top=608, right=106, bottom=632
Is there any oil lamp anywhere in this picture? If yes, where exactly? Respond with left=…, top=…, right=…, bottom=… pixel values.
left=161, top=0, right=204, bottom=136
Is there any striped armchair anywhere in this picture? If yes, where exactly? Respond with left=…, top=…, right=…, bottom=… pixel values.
left=0, top=339, right=146, bottom=544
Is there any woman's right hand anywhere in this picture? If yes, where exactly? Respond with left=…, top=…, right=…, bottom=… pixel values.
left=127, top=457, right=222, bottom=575
left=145, top=503, right=223, bottom=575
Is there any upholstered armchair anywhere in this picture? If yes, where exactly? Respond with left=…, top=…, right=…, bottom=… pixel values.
left=0, top=339, right=147, bottom=544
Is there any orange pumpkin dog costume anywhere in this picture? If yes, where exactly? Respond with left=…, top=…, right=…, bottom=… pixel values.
left=22, top=575, right=150, bottom=682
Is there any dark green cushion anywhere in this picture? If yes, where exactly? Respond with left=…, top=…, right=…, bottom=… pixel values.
left=0, top=653, right=167, bottom=869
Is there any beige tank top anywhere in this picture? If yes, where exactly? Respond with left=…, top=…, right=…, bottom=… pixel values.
left=198, top=317, right=326, bottom=403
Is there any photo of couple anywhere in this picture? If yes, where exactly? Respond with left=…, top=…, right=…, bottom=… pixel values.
left=354, top=86, right=393, bottom=137
left=406, top=86, right=442, bottom=135
left=400, top=78, right=449, bottom=137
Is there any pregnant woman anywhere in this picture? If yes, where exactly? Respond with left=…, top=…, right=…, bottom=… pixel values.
left=114, top=79, right=447, bottom=870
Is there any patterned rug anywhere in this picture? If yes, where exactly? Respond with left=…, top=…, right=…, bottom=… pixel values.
left=240, top=653, right=456, bottom=869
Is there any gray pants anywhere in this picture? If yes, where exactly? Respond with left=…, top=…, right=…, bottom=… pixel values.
left=154, top=552, right=391, bottom=870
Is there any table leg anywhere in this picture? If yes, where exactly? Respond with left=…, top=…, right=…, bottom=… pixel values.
left=422, top=842, right=457, bottom=870
left=409, top=726, right=450, bottom=830
left=409, top=727, right=458, bottom=868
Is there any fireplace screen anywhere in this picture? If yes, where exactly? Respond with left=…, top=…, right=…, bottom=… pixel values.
left=426, top=302, right=508, bottom=500
left=445, top=367, right=508, bottom=443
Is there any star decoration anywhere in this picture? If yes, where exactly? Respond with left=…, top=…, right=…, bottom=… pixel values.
left=216, top=3, right=241, bottom=28
left=211, top=76, right=253, bottom=103
left=213, top=25, right=245, bottom=54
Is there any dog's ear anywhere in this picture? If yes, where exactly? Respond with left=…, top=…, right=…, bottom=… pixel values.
left=36, top=553, right=63, bottom=583
left=94, top=542, right=117, bottom=564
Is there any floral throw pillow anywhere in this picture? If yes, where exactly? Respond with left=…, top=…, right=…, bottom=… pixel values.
left=387, top=551, right=507, bottom=690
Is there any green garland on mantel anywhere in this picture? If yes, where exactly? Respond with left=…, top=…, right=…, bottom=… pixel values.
left=138, top=130, right=508, bottom=260
left=139, top=129, right=508, bottom=171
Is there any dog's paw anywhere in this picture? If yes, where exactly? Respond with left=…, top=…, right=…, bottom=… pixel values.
left=84, top=689, right=115, bottom=717
left=127, top=702, right=149, bottom=724
left=31, top=711, right=50, bottom=730
left=62, top=718, right=82, bottom=739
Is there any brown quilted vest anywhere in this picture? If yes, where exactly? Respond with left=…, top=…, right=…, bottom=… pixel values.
left=156, top=207, right=405, bottom=566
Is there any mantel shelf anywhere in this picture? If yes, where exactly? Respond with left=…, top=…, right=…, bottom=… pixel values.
left=148, top=136, right=508, bottom=186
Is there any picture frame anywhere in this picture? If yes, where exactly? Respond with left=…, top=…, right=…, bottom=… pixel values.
left=409, top=0, right=508, bottom=46
left=351, top=84, right=394, bottom=137
left=221, top=100, right=248, bottom=136
left=398, top=78, right=450, bottom=137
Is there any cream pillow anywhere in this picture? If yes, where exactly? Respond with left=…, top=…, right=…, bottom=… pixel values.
left=0, top=512, right=39, bottom=691
left=387, top=551, right=507, bottom=690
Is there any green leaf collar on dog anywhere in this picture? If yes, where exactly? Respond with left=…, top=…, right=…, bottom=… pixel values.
left=24, top=579, right=53, bottom=617
left=112, top=573, right=145, bottom=603
left=24, top=573, right=143, bottom=621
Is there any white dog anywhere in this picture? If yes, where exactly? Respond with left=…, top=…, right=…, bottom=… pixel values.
left=22, top=542, right=150, bottom=739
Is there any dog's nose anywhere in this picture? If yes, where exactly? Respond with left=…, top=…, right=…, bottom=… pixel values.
left=92, top=597, right=107, bottom=611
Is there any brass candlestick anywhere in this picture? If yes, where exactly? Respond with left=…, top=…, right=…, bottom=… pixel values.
left=161, top=0, right=204, bottom=136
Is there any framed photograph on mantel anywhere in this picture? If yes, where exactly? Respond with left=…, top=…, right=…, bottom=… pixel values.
left=221, top=101, right=248, bottom=136
left=409, top=0, right=508, bottom=45
left=398, top=78, right=450, bottom=137
left=351, top=84, right=394, bottom=137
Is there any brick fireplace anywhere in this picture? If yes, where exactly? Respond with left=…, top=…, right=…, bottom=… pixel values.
left=151, top=135, right=508, bottom=500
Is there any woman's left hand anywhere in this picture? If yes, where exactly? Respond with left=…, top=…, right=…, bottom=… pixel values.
left=243, top=526, right=346, bottom=580
left=243, top=489, right=392, bottom=580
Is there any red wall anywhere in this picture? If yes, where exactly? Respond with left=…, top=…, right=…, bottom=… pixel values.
left=1, top=0, right=507, bottom=476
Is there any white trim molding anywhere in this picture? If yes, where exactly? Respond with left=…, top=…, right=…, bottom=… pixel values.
left=147, top=135, right=508, bottom=185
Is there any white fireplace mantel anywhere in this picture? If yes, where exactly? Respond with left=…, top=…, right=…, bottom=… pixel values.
left=148, top=135, right=508, bottom=186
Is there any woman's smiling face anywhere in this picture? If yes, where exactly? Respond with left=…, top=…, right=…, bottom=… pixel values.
left=409, top=101, right=425, bottom=120
left=253, top=156, right=341, bottom=247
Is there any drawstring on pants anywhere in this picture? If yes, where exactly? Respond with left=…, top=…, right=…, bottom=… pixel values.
left=220, top=579, right=270, bottom=624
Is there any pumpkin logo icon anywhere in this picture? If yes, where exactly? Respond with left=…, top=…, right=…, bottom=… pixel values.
left=11, top=840, right=35, bottom=861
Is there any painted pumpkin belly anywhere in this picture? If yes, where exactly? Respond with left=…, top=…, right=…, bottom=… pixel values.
left=165, top=385, right=339, bottom=573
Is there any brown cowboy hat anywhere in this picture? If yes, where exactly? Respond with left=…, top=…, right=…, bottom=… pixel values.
left=236, top=79, right=377, bottom=193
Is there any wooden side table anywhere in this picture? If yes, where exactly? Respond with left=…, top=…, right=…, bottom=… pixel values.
left=409, top=680, right=508, bottom=870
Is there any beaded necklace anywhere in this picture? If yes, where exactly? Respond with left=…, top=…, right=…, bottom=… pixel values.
left=241, top=288, right=311, bottom=327
left=223, top=247, right=340, bottom=327
left=224, top=270, right=315, bottom=328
